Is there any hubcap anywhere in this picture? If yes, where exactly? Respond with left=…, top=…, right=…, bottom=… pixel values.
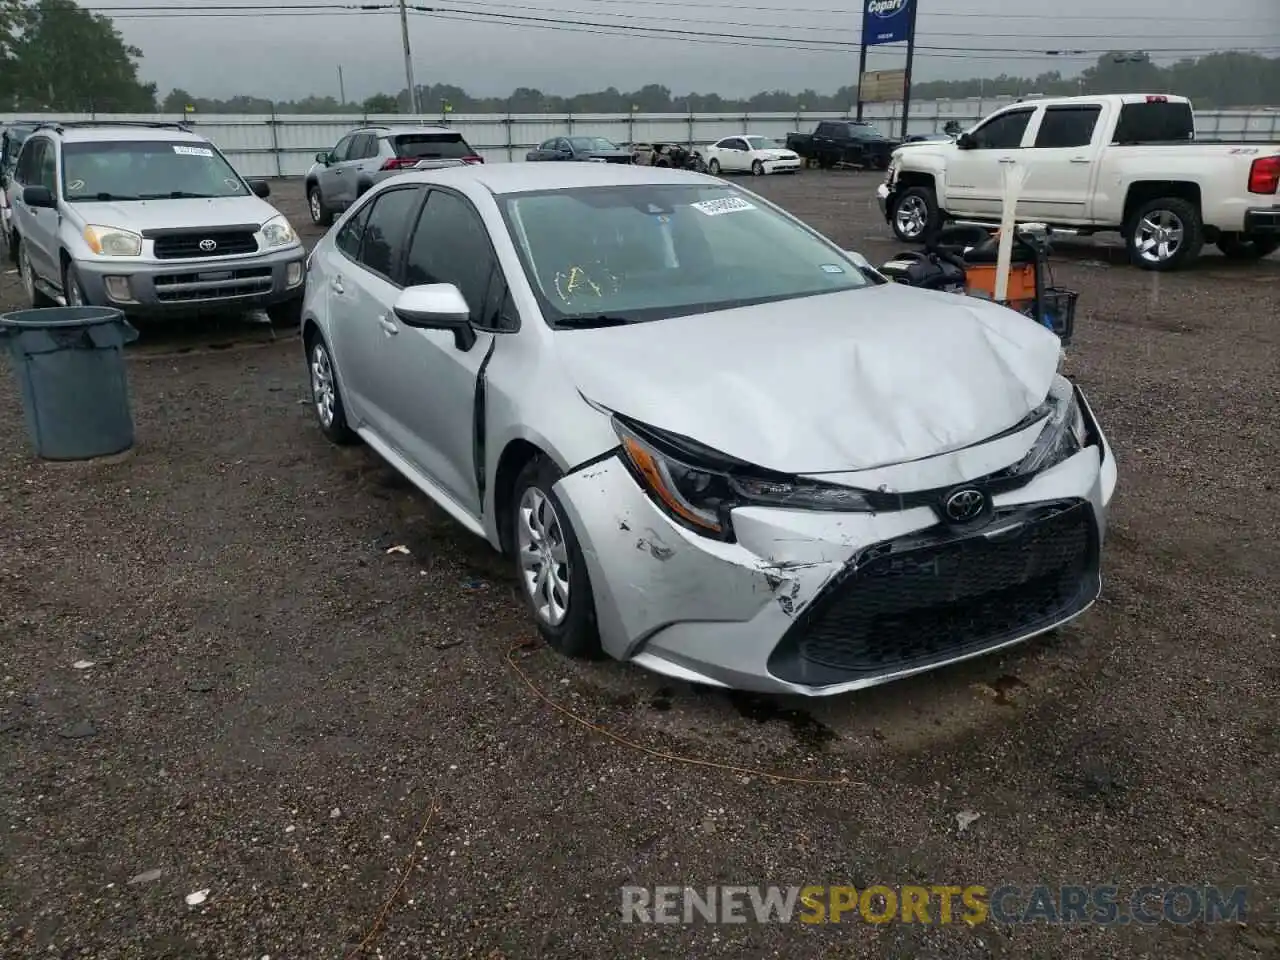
left=309, top=191, right=322, bottom=222
left=895, top=196, right=929, bottom=239
left=516, top=486, right=570, bottom=627
left=753, top=162, right=763, bottom=175
left=19, top=248, right=34, bottom=300
left=1134, top=210, right=1184, bottom=263
left=310, top=342, right=336, bottom=427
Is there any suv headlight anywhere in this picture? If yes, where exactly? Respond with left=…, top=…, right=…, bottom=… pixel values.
left=83, top=225, right=142, bottom=257
left=614, top=418, right=873, bottom=542
left=1011, top=375, right=1089, bottom=476
left=260, top=214, right=297, bottom=248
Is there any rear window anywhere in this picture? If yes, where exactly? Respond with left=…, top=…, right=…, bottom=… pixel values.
left=391, top=133, right=473, bottom=160
left=1112, top=101, right=1195, bottom=144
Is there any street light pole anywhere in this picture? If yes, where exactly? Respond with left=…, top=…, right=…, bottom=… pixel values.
left=398, top=0, right=419, bottom=116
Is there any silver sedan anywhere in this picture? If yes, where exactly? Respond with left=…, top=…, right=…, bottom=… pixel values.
left=299, top=162, right=1118, bottom=696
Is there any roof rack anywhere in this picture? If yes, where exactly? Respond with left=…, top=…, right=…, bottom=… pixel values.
left=34, top=120, right=193, bottom=133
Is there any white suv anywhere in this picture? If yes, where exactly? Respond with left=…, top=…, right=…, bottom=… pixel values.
left=5, top=120, right=306, bottom=321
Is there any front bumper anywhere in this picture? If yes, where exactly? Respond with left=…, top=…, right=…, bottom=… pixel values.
left=554, top=390, right=1118, bottom=696
left=1243, top=206, right=1280, bottom=236
left=75, top=244, right=306, bottom=316
left=763, top=157, right=803, bottom=173
left=876, top=181, right=893, bottom=220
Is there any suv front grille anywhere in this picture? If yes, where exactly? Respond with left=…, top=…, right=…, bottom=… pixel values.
left=152, top=230, right=258, bottom=259
left=767, top=500, right=1099, bottom=686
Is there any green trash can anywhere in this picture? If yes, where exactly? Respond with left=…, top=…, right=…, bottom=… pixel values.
left=0, top=306, right=139, bottom=461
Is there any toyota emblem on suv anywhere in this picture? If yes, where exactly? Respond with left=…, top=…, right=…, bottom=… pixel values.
left=199, top=239, right=217, bottom=252
left=943, top=487, right=986, bottom=523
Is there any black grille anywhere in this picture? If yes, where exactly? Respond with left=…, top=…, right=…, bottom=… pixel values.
left=768, top=501, right=1099, bottom=686
left=153, top=266, right=273, bottom=302
left=152, top=230, right=258, bottom=259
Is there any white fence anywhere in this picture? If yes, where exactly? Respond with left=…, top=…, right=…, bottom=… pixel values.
left=4, top=101, right=1278, bottom=178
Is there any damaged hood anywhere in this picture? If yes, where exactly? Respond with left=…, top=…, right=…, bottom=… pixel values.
left=556, top=284, right=1062, bottom=475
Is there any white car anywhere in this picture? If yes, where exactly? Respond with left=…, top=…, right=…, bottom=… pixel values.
left=300, top=163, right=1116, bottom=696
left=705, top=136, right=802, bottom=176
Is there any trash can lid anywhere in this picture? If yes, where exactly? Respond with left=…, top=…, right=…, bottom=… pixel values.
left=0, top=306, right=126, bottom=329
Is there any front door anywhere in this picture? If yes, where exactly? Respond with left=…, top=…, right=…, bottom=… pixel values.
left=318, top=135, right=355, bottom=208
left=944, top=107, right=1036, bottom=219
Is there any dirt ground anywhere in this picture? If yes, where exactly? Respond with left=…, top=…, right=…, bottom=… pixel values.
left=1, top=172, right=1277, bottom=959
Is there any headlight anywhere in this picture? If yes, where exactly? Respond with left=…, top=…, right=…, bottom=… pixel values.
left=614, top=418, right=873, bottom=542
left=260, top=214, right=296, bottom=248
left=83, top=225, right=142, bottom=257
left=1011, top=375, right=1089, bottom=476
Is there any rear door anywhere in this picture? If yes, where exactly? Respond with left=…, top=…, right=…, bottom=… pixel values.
left=1019, top=103, right=1106, bottom=222
left=318, top=134, right=355, bottom=206
left=15, top=138, right=60, bottom=281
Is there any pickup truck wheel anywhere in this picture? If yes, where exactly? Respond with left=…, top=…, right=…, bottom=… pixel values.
left=1126, top=197, right=1203, bottom=271
left=307, top=184, right=333, bottom=227
left=1216, top=233, right=1280, bottom=261
left=890, top=186, right=939, bottom=244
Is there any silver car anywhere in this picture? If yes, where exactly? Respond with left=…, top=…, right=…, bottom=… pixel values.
left=300, top=163, right=1118, bottom=696
left=303, top=124, right=482, bottom=227
left=5, top=121, right=305, bottom=320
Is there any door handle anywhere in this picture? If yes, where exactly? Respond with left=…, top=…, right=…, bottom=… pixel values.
left=1069, top=157, right=1090, bottom=164
left=998, top=157, right=1016, bottom=164
left=377, top=315, right=399, bottom=336
left=330, top=275, right=344, bottom=294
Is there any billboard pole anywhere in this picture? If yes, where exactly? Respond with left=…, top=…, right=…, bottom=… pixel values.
left=900, top=0, right=919, bottom=138
left=855, top=42, right=869, bottom=121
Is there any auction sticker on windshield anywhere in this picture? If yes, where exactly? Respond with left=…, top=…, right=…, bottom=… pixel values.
left=691, top=197, right=755, bottom=216
left=173, top=145, right=214, bottom=157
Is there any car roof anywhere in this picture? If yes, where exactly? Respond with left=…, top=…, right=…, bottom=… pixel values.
left=395, top=161, right=719, bottom=195
left=359, top=124, right=458, bottom=137
left=52, top=125, right=211, bottom=145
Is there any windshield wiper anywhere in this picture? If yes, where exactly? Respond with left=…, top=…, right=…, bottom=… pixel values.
left=138, top=191, right=218, bottom=199
left=555, top=315, right=634, bottom=329
left=72, top=192, right=141, bottom=201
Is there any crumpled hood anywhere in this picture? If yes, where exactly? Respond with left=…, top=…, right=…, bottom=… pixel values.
left=67, top=195, right=277, bottom=233
left=557, top=284, right=1062, bottom=475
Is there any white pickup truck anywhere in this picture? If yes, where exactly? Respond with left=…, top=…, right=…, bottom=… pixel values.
left=877, top=93, right=1280, bottom=270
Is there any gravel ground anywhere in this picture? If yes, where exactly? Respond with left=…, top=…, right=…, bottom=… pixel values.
left=1, top=172, right=1277, bottom=959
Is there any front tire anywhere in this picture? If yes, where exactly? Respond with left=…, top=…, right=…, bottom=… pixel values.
left=62, top=262, right=90, bottom=307
left=511, top=456, right=602, bottom=659
left=889, top=185, right=939, bottom=244
left=751, top=159, right=764, bottom=176
left=306, top=332, right=358, bottom=445
left=268, top=297, right=302, bottom=328
left=708, top=158, right=721, bottom=176
left=1126, top=196, right=1203, bottom=271
left=1216, top=232, right=1279, bottom=261
left=307, top=184, right=333, bottom=227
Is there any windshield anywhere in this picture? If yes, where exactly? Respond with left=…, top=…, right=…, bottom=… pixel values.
left=60, top=140, right=248, bottom=201
left=500, top=183, right=869, bottom=325
left=569, top=137, right=620, bottom=152
left=744, top=137, right=781, bottom=150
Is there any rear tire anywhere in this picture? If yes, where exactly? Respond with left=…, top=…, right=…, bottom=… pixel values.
left=708, top=158, right=721, bottom=175
left=1216, top=233, right=1279, bottom=261
left=17, top=239, right=54, bottom=307
left=510, top=456, right=602, bottom=659
left=1125, top=196, right=1203, bottom=271
left=307, top=184, right=333, bottom=227
left=889, top=185, right=940, bottom=244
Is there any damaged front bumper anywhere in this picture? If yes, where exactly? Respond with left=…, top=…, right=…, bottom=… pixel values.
left=876, top=181, right=893, bottom=221
left=554, top=391, right=1117, bottom=696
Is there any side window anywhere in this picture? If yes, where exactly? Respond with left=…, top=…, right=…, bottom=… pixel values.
left=355, top=134, right=379, bottom=160
left=539, top=139, right=556, bottom=150
left=15, top=138, right=43, bottom=185
left=970, top=110, right=1034, bottom=150
left=335, top=201, right=373, bottom=259
left=404, top=190, right=515, bottom=332
left=356, top=186, right=423, bottom=281
left=815, top=123, right=833, bottom=137
left=1033, top=106, right=1102, bottom=149
left=331, top=135, right=355, bottom=162
left=729, top=139, right=748, bottom=151
left=38, top=141, right=56, bottom=192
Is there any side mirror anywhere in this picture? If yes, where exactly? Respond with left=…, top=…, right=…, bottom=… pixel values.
left=393, top=283, right=477, bottom=351
left=315, top=151, right=330, bottom=165
left=956, top=132, right=976, bottom=150
left=22, top=185, right=55, bottom=208
left=247, top=179, right=270, bottom=198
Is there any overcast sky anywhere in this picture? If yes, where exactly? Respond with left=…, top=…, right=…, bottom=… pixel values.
left=105, top=0, right=1279, bottom=102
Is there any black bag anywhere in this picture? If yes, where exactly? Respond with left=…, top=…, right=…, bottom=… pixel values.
left=879, top=251, right=966, bottom=292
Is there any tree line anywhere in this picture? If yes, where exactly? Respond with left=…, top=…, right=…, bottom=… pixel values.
left=1, top=0, right=1276, bottom=116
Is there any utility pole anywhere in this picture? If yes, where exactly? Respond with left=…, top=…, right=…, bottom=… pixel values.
left=900, top=0, right=920, bottom=140
left=855, top=42, right=868, bottom=121
left=337, top=65, right=346, bottom=106
left=398, top=0, right=419, bottom=116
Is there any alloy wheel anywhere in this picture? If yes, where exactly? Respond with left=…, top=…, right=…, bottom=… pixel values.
left=516, top=486, right=570, bottom=627
left=1133, top=209, right=1185, bottom=265
left=310, top=341, right=336, bottom=428
left=895, top=195, right=929, bottom=240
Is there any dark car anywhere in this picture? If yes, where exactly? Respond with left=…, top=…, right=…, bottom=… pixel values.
left=785, top=120, right=901, bottom=170
left=526, top=135, right=633, bottom=164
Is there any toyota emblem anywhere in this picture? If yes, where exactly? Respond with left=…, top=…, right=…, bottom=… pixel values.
left=198, top=238, right=217, bottom=252
left=943, top=487, right=986, bottom=523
